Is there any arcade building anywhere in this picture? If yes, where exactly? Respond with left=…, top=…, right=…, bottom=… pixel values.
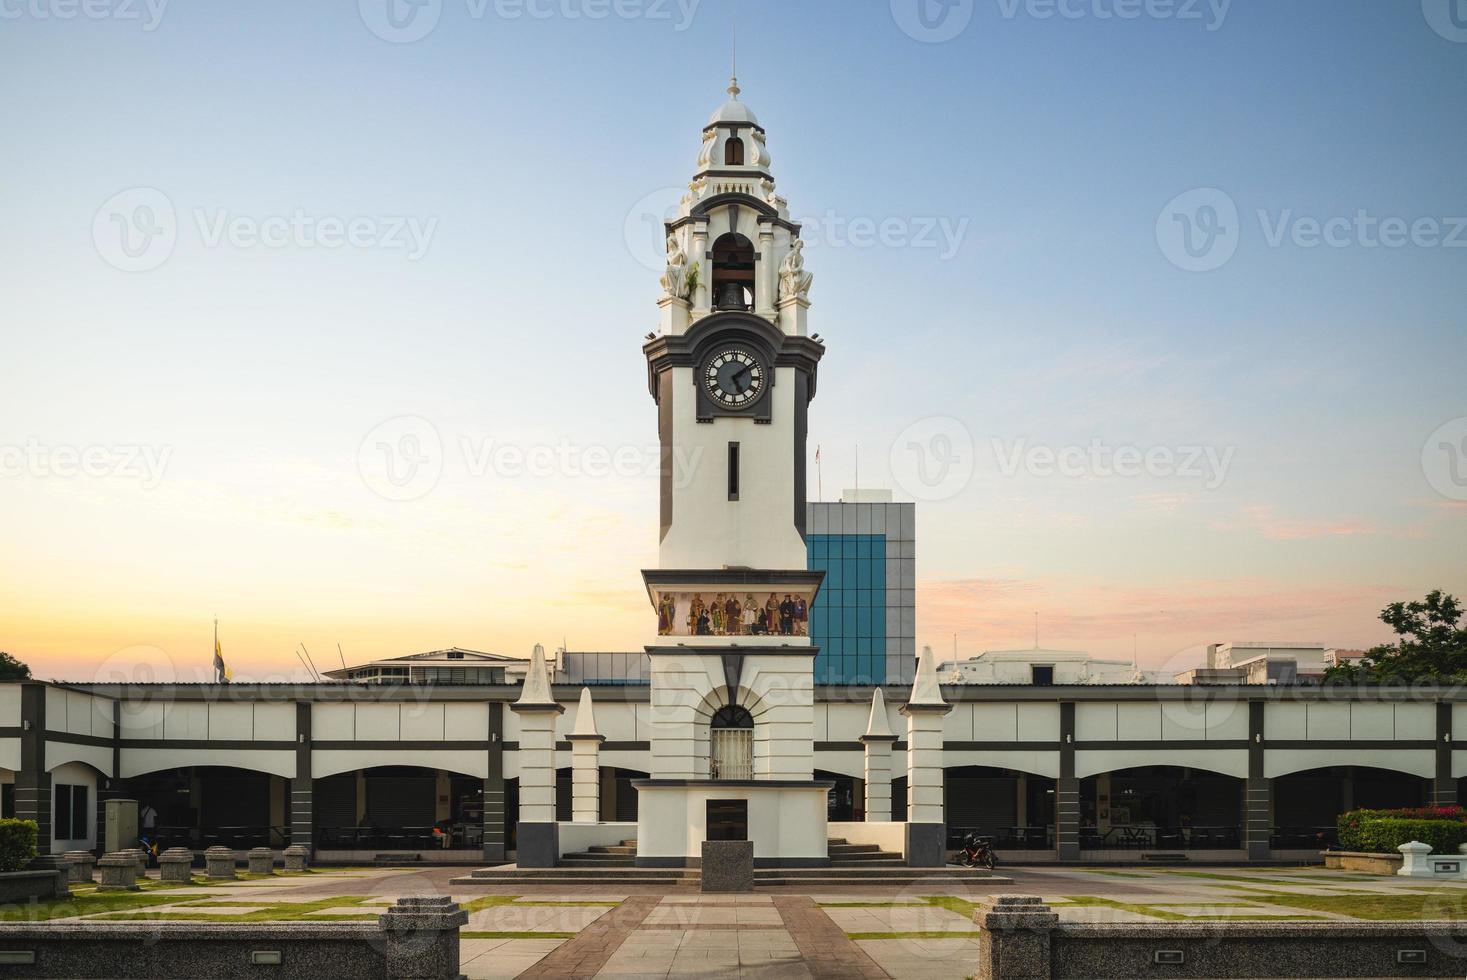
left=2, top=81, right=1461, bottom=869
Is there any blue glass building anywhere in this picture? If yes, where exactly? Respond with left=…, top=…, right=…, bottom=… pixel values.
left=806, top=498, right=916, bottom=685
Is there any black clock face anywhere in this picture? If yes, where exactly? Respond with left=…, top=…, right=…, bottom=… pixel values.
left=703, top=347, right=766, bottom=409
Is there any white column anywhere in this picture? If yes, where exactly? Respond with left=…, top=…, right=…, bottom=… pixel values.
left=755, top=226, right=775, bottom=318
left=860, top=688, right=896, bottom=822
left=691, top=223, right=710, bottom=315
left=510, top=644, right=564, bottom=867
left=901, top=646, right=951, bottom=867
left=568, top=687, right=603, bottom=824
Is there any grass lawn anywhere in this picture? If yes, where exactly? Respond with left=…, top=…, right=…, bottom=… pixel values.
left=1241, top=890, right=1467, bottom=921
left=0, top=890, right=204, bottom=922
left=93, top=896, right=379, bottom=923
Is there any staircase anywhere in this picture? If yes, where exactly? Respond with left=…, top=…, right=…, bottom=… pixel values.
left=826, top=838, right=905, bottom=868
left=451, top=836, right=1008, bottom=888
left=557, top=839, right=638, bottom=868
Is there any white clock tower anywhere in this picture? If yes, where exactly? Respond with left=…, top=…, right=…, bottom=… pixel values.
left=633, top=78, right=834, bottom=868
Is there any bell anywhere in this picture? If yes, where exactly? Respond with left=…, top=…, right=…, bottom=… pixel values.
left=716, top=282, right=747, bottom=310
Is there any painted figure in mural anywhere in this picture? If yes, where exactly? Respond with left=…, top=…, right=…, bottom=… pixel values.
left=712, top=594, right=725, bottom=634
left=657, top=593, right=673, bottom=635
left=689, top=594, right=707, bottom=635
left=742, top=594, right=759, bottom=634
left=764, top=594, right=779, bottom=634
left=779, top=594, right=795, bottom=635
left=724, top=594, right=741, bottom=635
left=795, top=594, right=808, bottom=636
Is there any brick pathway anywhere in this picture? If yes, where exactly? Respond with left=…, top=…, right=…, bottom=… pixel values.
left=772, top=895, right=889, bottom=979
left=517, top=894, right=660, bottom=979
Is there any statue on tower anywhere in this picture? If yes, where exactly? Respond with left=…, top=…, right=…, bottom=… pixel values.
left=660, top=233, right=690, bottom=301
left=779, top=239, right=814, bottom=302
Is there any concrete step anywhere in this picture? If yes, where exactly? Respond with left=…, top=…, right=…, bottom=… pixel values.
left=587, top=845, right=638, bottom=855
left=557, top=856, right=636, bottom=866
left=828, top=843, right=882, bottom=854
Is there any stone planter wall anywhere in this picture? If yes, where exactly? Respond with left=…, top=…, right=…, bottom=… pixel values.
left=1322, top=850, right=1405, bottom=875
left=0, top=896, right=467, bottom=979
left=0, top=871, right=67, bottom=905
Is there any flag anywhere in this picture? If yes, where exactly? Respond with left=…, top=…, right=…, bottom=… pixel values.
left=815, top=446, right=821, bottom=462
left=213, top=625, right=232, bottom=684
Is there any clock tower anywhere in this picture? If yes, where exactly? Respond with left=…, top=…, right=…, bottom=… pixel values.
left=634, top=79, right=834, bottom=869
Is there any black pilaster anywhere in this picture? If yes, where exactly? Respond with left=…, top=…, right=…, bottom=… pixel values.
left=16, top=684, right=51, bottom=854
left=1435, top=702, right=1456, bottom=807
left=290, top=702, right=313, bottom=853
left=483, top=703, right=506, bottom=862
left=1056, top=702, right=1078, bottom=861
left=1245, top=700, right=1271, bottom=861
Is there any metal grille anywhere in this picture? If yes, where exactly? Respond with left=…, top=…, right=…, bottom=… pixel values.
left=710, top=729, right=753, bottom=781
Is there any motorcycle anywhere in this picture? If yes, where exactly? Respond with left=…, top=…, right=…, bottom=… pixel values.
left=958, top=832, right=996, bottom=870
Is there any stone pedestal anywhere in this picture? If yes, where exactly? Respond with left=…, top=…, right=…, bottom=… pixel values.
left=379, top=896, right=470, bottom=979
left=204, top=846, right=236, bottom=879
left=123, top=848, right=149, bottom=877
left=510, top=645, right=564, bottom=869
left=62, top=851, right=95, bottom=884
left=861, top=689, right=896, bottom=823
left=247, top=847, right=274, bottom=875
left=159, top=848, right=194, bottom=883
left=569, top=688, right=604, bottom=824
left=973, top=895, right=1059, bottom=980
left=97, top=853, right=139, bottom=892
left=700, top=840, right=754, bottom=893
left=284, top=844, right=310, bottom=872
left=1398, top=840, right=1434, bottom=877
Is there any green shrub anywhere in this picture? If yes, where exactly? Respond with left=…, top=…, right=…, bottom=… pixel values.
left=1339, top=817, right=1467, bottom=855
left=0, top=819, right=38, bottom=872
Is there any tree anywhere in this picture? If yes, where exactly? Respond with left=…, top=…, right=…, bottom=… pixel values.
left=1326, top=591, right=1467, bottom=683
left=0, top=652, right=31, bottom=682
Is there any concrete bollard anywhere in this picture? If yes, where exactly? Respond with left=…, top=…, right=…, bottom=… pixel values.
left=247, top=847, right=274, bottom=875
left=379, top=896, right=470, bottom=979
left=973, top=895, right=1059, bottom=980
left=123, top=848, right=149, bottom=877
left=204, top=846, right=237, bottom=880
left=62, top=851, right=96, bottom=884
left=1397, top=840, right=1433, bottom=877
left=284, top=844, right=310, bottom=872
left=159, top=848, right=195, bottom=883
left=97, top=853, right=140, bottom=892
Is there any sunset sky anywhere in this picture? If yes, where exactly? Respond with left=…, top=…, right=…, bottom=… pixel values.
left=2, top=0, right=1464, bottom=683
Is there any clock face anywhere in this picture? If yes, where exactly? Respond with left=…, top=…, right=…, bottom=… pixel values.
left=703, top=347, right=765, bottom=409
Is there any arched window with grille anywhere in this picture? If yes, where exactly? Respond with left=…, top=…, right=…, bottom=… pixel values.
left=709, top=704, right=754, bottom=780
left=723, top=134, right=745, bottom=166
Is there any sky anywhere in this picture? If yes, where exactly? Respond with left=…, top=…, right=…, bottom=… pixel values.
left=1, top=0, right=1464, bottom=683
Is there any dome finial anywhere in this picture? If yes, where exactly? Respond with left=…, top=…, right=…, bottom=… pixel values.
left=727, top=75, right=741, bottom=100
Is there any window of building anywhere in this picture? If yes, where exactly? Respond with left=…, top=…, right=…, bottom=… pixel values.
left=710, top=233, right=755, bottom=310
left=710, top=704, right=754, bottom=780
left=1, top=783, right=13, bottom=819
left=727, top=442, right=740, bottom=501
left=1031, top=665, right=1055, bottom=686
left=723, top=134, right=744, bottom=166
left=54, top=783, right=88, bottom=840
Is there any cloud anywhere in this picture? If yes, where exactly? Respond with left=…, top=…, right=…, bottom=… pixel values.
left=1213, top=504, right=1379, bottom=541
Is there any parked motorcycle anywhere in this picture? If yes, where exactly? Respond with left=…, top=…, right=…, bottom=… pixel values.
left=958, top=832, right=996, bottom=870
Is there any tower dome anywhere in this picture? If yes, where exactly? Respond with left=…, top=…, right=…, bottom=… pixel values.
left=708, top=76, right=760, bottom=127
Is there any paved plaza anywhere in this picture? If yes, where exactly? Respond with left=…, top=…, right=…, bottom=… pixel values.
left=12, top=863, right=1467, bottom=978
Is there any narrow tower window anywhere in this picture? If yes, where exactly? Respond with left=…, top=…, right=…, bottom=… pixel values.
left=723, top=134, right=745, bottom=166
left=727, top=442, right=740, bottom=501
